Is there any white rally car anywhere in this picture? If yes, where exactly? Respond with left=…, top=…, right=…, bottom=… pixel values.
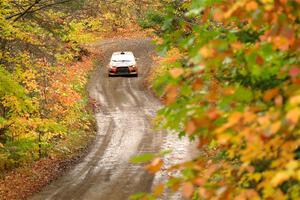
left=108, top=51, right=138, bottom=77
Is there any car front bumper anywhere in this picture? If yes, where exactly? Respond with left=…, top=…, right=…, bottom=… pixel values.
left=108, top=66, right=138, bottom=76
left=108, top=71, right=137, bottom=76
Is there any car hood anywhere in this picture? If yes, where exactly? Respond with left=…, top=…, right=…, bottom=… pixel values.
left=110, top=61, right=136, bottom=67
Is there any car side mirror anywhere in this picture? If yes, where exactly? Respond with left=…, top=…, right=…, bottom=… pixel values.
left=135, top=57, right=139, bottom=61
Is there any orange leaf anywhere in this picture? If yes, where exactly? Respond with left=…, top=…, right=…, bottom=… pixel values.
left=145, top=158, right=163, bottom=174
left=263, top=88, right=279, bottom=102
left=289, top=67, right=300, bottom=78
left=198, top=136, right=210, bottom=148
left=199, top=188, right=210, bottom=199
left=243, top=112, right=256, bottom=123
left=228, top=112, right=243, bottom=126
left=199, top=46, right=214, bottom=58
left=246, top=1, right=258, bottom=11
left=217, top=133, right=231, bottom=145
left=164, top=85, right=178, bottom=105
left=223, top=87, right=235, bottom=95
left=185, top=120, right=197, bottom=135
left=273, top=36, right=290, bottom=51
left=231, top=42, right=243, bottom=51
left=170, top=68, right=184, bottom=78
left=192, top=78, right=203, bottom=90
left=170, top=179, right=180, bottom=192
left=195, top=117, right=210, bottom=127
left=275, top=95, right=283, bottom=107
left=208, top=110, right=219, bottom=120
left=182, top=182, right=194, bottom=198
left=255, top=55, right=264, bottom=65
left=194, top=178, right=205, bottom=186
left=270, top=121, right=281, bottom=134
left=153, top=184, right=165, bottom=197
left=213, top=12, right=224, bottom=21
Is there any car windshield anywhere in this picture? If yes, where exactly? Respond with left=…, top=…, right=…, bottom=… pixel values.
left=112, top=59, right=131, bottom=62
left=111, top=54, right=135, bottom=62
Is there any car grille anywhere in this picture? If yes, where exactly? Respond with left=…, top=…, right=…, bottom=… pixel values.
left=117, top=67, right=129, bottom=73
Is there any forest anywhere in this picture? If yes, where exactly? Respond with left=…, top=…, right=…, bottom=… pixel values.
left=0, top=0, right=158, bottom=170
left=1, top=0, right=300, bottom=199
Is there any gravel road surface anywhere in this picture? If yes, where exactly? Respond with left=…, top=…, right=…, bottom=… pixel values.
left=30, top=38, right=193, bottom=200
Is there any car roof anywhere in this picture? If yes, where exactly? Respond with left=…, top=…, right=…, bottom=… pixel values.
left=111, top=51, right=135, bottom=61
left=112, top=51, right=134, bottom=55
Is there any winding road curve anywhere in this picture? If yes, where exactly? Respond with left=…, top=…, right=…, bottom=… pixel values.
left=30, top=38, right=170, bottom=200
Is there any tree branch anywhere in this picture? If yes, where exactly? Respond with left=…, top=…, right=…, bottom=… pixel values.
left=24, top=0, right=75, bottom=16
left=0, top=122, right=14, bottom=136
left=10, top=0, right=42, bottom=22
left=6, top=0, right=74, bottom=21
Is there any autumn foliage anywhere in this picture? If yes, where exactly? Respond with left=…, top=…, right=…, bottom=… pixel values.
left=143, top=0, right=300, bottom=199
left=0, top=0, right=98, bottom=172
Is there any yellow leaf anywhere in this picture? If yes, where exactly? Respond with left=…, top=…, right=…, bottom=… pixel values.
left=270, top=121, right=281, bottom=134
left=286, top=108, right=300, bottom=124
left=271, top=171, right=291, bottom=186
left=290, top=95, right=300, bottom=106
left=286, top=160, right=298, bottom=171
left=224, top=1, right=246, bottom=19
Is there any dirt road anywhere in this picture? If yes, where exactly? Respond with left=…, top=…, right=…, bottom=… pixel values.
left=30, top=37, right=196, bottom=200
left=30, top=38, right=171, bottom=200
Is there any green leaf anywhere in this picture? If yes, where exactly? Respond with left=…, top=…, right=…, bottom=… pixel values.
left=233, top=86, right=253, bottom=103
left=130, top=153, right=155, bottom=163
left=129, top=192, right=147, bottom=200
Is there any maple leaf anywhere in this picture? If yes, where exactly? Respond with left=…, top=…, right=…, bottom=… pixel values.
left=246, top=1, right=258, bottom=11
left=263, top=88, right=279, bottom=102
left=286, top=108, right=300, bottom=124
left=145, top=158, right=163, bottom=174
left=182, top=182, right=194, bottom=198
left=169, top=68, right=184, bottom=78
left=153, top=184, right=164, bottom=197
